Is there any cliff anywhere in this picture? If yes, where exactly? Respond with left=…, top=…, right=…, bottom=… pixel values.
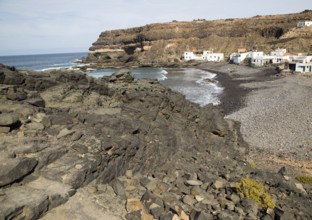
left=85, top=10, right=312, bottom=67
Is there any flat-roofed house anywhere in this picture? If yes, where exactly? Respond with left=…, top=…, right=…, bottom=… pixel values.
left=297, top=21, right=312, bottom=27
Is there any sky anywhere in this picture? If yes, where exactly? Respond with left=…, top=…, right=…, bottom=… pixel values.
left=0, top=0, right=311, bottom=56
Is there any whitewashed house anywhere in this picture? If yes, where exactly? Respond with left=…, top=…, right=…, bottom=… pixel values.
left=203, top=51, right=224, bottom=62
left=183, top=51, right=204, bottom=61
left=297, top=21, right=312, bottom=27
left=231, top=52, right=250, bottom=64
left=290, top=55, right=312, bottom=63
left=251, top=55, right=273, bottom=67
left=289, top=56, right=312, bottom=73
left=271, top=49, right=287, bottom=56
left=231, top=51, right=264, bottom=64
left=184, top=52, right=195, bottom=61
left=184, top=50, right=224, bottom=62
left=295, top=63, right=312, bottom=72
left=272, top=55, right=290, bottom=64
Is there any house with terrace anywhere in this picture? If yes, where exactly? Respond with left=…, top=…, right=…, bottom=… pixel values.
left=289, top=56, right=312, bottom=73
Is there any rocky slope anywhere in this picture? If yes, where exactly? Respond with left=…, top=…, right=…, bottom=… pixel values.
left=85, top=10, right=312, bottom=67
left=0, top=65, right=311, bottom=219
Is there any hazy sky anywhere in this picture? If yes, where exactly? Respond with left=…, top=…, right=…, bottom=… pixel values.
left=0, top=0, right=311, bottom=55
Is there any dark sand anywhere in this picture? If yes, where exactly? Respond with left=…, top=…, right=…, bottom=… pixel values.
left=197, top=62, right=277, bottom=115
left=198, top=62, right=312, bottom=176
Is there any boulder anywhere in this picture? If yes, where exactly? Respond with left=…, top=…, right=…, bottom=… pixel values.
left=0, top=126, right=10, bottom=133
left=109, top=69, right=134, bottom=83
left=182, top=195, right=196, bottom=206
left=111, top=179, right=126, bottom=198
left=126, top=198, right=148, bottom=213
left=26, top=97, right=45, bottom=108
left=0, top=157, right=38, bottom=187
left=1, top=70, right=25, bottom=85
left=25, top=122, right=45, bottom=131
left=213, top=179, right=227, bottom=189
left=190, top=209, right=213, bottom=220
left=6, top=88, right=27, bottom=101
left=0, top=113, right=19, bottom=127
left=57, top=128, right=75, bottom=139
left=149, top=203, right=165, bottom=219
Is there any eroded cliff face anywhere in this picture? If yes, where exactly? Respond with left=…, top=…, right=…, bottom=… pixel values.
left=86, top=10, right=312, bottom=67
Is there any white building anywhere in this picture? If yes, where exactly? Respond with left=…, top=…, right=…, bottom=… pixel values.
left=295, top=63, right=312, bottom=72
left=289, top=56, right=312, bottom=73
left=183, top=51, right=204, bottom=61
left=272, top=56, right=290, bottom=64
left=251, top=56, right=273, bottom=67
left=203, top=52, right=224, bottom=62
left=290, top=55, right=312, bottom=64
left=297, top=21, right=312, bottom=27
left=184, top=50, right=224, bottom=62
left=231, top=51, right=264, bottom=64
left=184, top=52, right=194, bottom=61
left=231, top=52, right=250, bottom=64
left=271, top=49, right=287, bottom=56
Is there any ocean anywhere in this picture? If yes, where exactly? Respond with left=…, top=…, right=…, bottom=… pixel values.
left=89, top=68, right=223, bottom=106
left=0, top=52, right=223, bottom=106
left=0, top=52, right=87, bottom=71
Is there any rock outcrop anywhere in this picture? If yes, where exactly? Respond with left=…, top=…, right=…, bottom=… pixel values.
left=85, top=10, right=312, bottom=67
left=0, top=65, right=311, bottom=219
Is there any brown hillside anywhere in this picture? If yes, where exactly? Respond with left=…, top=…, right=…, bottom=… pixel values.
left=86, top=10, right=312, bottom=67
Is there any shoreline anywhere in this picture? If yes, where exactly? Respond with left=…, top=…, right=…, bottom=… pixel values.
left=197, top=62, right=278, bottom=115
left=198, top=62, right=312, bottom=176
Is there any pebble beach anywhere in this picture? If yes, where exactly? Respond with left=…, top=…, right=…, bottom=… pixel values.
left=199, top=62, right=312, bottom=175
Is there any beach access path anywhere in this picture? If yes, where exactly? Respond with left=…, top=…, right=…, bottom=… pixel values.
left=198, top=62, right=312, bottom=176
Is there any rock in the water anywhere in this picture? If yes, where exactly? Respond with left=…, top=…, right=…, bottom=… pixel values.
left=0, top=157, right=38, bottom=187
left=0, top=113, right=19, bottom=127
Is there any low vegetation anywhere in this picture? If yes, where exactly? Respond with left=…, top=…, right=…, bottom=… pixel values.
left=236, top=177, right=276, bottom=209
left=296, top=176, right=312, bottom=185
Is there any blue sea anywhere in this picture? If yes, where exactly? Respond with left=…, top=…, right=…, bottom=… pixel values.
left=0, top=52, right=223, bottom=106
left=0, top=52, right=87, bottom=71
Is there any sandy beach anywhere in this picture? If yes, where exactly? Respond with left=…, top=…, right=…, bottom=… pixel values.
left=199, top=62, right=312, bottom=175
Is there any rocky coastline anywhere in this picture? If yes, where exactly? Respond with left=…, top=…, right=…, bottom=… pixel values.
left=0, top=64, right=312, bottom=219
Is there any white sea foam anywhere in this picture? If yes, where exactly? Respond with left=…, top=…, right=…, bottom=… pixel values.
left=161, top=69, right=168, bottom=75
left=158, top=74, right=168, bottom=81
left=40, top=67, right=63, bottom=71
